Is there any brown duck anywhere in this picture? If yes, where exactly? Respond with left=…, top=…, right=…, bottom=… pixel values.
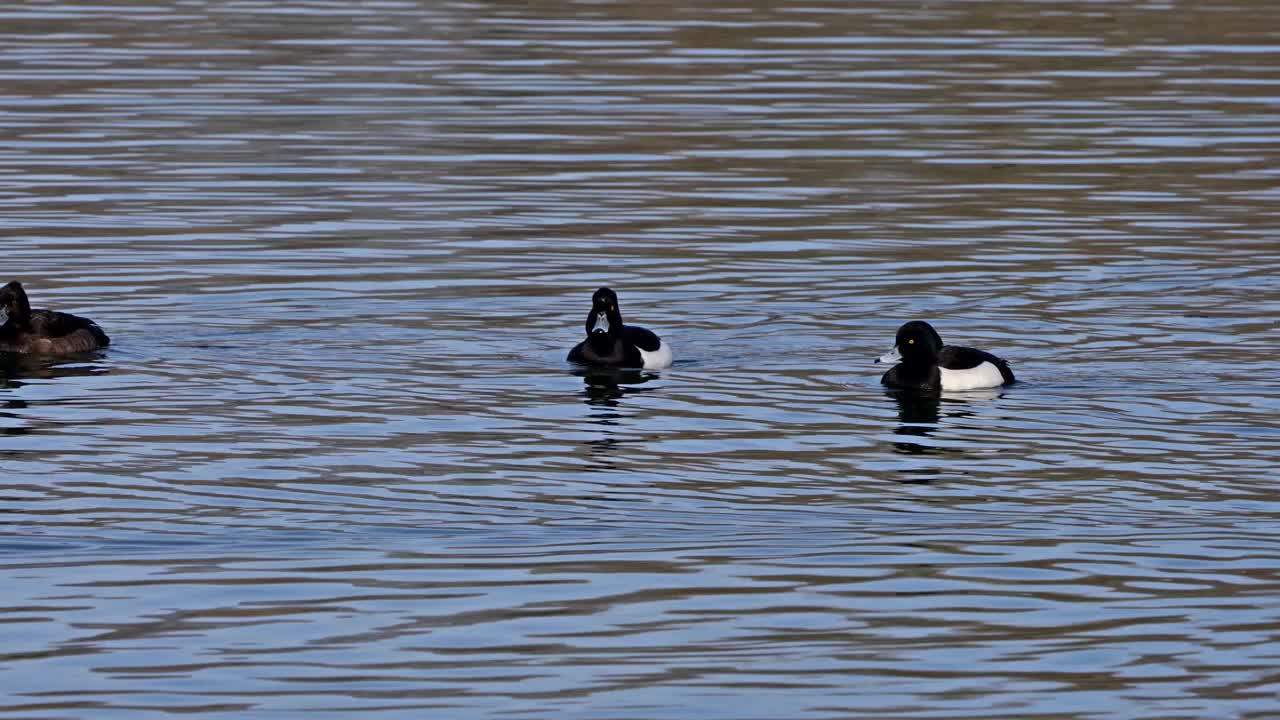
left=0, top=281, right=110, bottom=354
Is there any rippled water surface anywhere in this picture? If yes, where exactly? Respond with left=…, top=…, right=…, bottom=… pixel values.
left=3, top=1, right=1280, bottom=717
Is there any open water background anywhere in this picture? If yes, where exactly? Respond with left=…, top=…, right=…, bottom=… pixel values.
left=2, top=1, right=1279, bottom=717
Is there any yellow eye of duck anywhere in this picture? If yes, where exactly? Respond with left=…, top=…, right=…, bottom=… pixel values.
left=907, top=338, right=914, bottom=344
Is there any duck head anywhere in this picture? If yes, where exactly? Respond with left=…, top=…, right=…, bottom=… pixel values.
left=0, top=281, right=31, bottom=329
left=877, top=320, right=943, bottom=365
left=585, top=287, right=623, bottom=337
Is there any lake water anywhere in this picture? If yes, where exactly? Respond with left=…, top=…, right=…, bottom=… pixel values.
left=2, top=1, right=1279, bottom=717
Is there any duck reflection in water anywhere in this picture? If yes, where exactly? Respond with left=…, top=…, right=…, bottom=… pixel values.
left=887, top=387, right=1003, bottom=460
left=891, top=390, right=941, bottom=446
left=1, top=356, right=110, bottom=456
left=574, top=367, right=659, bottom=472
left=1, top=353, right=110, bottom=386
left=0, top=397, right=31, bottom=448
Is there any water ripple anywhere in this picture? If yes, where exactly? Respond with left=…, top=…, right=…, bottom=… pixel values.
left=2, top=0, right=1280, bottom=717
